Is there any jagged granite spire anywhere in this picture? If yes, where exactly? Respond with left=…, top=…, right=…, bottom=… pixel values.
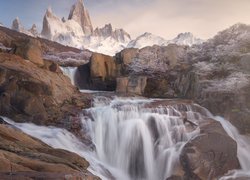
left=12, top=17, right=24, bottom=32
left=29, top=24, right=38, bottom=37
left=68, top=0, right=93, bottom=35
left=41, top=7, right=58, bottom=39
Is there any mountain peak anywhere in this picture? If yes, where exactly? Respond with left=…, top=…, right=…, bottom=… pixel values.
left=68, top=0, right=93, bottom=35
left=12, top=17, right=23, bottom=32
left=170, top=32, right=203, bottom=46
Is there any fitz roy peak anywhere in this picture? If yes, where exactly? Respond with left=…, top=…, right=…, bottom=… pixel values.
left=68, top=0, right=93, bottom=35
left=11, top=0, right=203, bottom=55
left=40, top=0, right=131, bottom=55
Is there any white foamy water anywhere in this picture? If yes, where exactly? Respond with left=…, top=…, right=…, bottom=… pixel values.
left=60, top=66, right=77, bottom=86
left=81, top=97, right=206, bottom=180
left=1, top=97, right=250, bottom=180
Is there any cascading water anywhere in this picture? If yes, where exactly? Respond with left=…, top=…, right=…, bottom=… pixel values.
left=2, top=96, right=250, bottom=180
left=81, top=97, right=206, bottom=180
left=60, top=66, right=77, bottom=85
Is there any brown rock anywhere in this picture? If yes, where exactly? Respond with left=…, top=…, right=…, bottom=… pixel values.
left=180, top=120, right=240, bottom=180
left=116, top=76, right=147, bottom=95
left=43, top=60, right=61, bottom=73
left=116, top=77, right=129, bottom=93
left=13, top=38, right=44, bottom=66
left=90, top=53, right=116, bottom=80
left=0, top=53, right=86, bottom=127
left=0, top=124, right=100, bottom=179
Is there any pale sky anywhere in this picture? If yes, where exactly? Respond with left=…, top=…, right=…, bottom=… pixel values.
left=1, top=0, right=250, bottom=39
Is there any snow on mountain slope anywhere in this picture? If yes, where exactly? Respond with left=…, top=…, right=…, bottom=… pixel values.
left=41, top=7, right=84, bottom=48
left=169, top=32, right=204, bottom=46
left=40, top=0, right=131, bottom=55
left=127, top=32, right=168, bottom=48
left=127, top=32, right=203, bottom=49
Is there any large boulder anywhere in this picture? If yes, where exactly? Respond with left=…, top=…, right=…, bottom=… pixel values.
left=180, top=120, right=240, bottom=179
left=13, top=38, right=44, bottom=66
left=116, top=76, right=147, bottom=95
left=0, top=53, right=89, bottom=128
left=0, top=124, right=99, bottom=179
left=76, top=52, right=117, bottom=90
left=90, top=52, right=116, bottom=80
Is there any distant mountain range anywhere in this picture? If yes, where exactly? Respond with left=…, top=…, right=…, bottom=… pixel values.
left=9, top=0, right=204, bottom=55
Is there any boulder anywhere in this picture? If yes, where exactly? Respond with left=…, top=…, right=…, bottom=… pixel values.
left=116, top=77, right=129, bottom=93
left=0, top=53, right=88, bottom=127
left=90, top=52, right=116, bottom=80
left=43, top=60, right=61, bottom=73
left=116, top=48, right=138, bottom=66
left=0, top=124, right=99, bottom=179
left=75, top=52, right=118, bottom=90
left=116, top=76, right=147, bottom=95
left=180, top=120, right=240, bottom=179
left=13, top=38, right=44, bottom=66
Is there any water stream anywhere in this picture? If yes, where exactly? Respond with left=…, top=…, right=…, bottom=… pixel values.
left=2, top=96, right=250, bottom=179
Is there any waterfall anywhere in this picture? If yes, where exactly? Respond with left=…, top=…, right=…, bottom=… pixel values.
left=81, top=97, right=206, bottom=180
left=2, top=96, right=250, bottom=180
left=215, top=116, right=250, bottom=179
left=60, top=66, right=77, bottom=85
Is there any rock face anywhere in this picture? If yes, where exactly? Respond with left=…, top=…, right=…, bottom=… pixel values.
left=13, top=38, right=44, bottom=66
left=28, top=24, right=39, bottom=37
left=116, top=76, right=147, bottom=95
left=68, top=0, right=93, bottom=35
left=180, top=120, right=240, bottom=179
left=115, top=23, right=250, bottom=134
left=0, top=52, right=87, bottom=127
left=11, top=17, right=24, bottom=32
left=93, top=24, right=131, bottom=43
left=0, top=124, right=99, bottom=179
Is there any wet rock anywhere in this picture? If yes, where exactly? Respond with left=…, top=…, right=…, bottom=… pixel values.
left=0, top=124, right=100, bottom=179
left=116, top=76, right=147, bottom=95
left=0, top=53, right=87, bottom=127
left=180, top=120, right=240, bottom=179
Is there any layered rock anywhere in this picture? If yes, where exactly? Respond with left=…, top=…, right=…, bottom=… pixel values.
left=0, top=123, right=99, bottom=179
left=0, top=52, right=89, bottom=128
left=68, top=0, right=93, bottom=35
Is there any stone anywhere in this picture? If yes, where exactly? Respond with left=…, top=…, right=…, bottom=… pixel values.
left=116, top=76, right=147, bottom=95
left=0, top=124, right=100, bottom=179
left=116, top=77, right=129, bottom=93
left=13, top=38, right=44, bottom=66
left=180, top=120, right=240, bottom=179
left=90, top=53, right=116, bottom=80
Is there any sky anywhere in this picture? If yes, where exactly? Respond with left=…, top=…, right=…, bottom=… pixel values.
left=0, top=0, right=250, bottom=39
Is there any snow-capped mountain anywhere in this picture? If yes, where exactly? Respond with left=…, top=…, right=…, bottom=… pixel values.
left=40, top=0, right=131, bottom=55
left=12, top=17, right=38, bottom=37
left=127, top=32, right=203, bottom=49
left=127, top=32, right=168, bottom=48
left=68, top=0, right=93, bottom=35
left=10, top=0, right=203, bottom=55
left=169, top=32, right=203, bottom=46
left=41, top=7, right=84, bottom=48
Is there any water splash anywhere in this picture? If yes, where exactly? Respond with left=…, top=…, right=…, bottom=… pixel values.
left=60, top=66, right=77, bottom=85
left=1, top=97, right=250, bottom=180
